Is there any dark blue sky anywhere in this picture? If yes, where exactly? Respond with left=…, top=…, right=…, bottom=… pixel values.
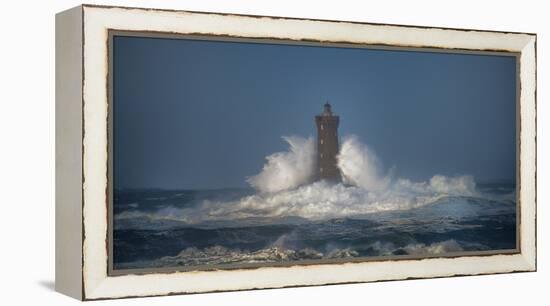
left=113, top=36, right=516, bottom=190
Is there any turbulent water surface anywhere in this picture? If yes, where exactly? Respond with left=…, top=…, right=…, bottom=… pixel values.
left=113, top=136, right=516, bottom=270
left=113, top=182, right=516, bottom=269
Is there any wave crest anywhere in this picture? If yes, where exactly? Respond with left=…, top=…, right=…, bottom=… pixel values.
left=116, top=174, right=477, bottom=226
left=337, top=135, right=390, bottom=191
left=115, top=134, right=482, bottom=226
left=116, top=239, right=475, bottom=268
left=247, top=136, right=316, bottom=193
left=122, top=245, right=359, bottom=268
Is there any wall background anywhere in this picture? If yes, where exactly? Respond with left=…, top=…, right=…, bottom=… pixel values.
left=0, top=0, right=546, bottom=305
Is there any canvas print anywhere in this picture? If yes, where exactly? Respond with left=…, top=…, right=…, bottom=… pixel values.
left=111, top=34, right=517, bottom=271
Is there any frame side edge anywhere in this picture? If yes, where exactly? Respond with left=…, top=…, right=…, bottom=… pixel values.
left=55, top=5, right=84, bottom=300
left=516, top=35, right=537, bottom=271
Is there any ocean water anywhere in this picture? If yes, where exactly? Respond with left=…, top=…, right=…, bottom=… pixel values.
left=113, top=181, right=516, bottom=270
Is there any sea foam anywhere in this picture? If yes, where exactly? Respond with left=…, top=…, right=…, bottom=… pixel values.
left=337, top=135, right=391, bottom=191
left=247, top=136, right=316, bottom=193
left=115, top=134, right=479, bottom=225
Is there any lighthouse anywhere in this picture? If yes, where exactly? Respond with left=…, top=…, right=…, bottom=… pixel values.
left=315, top=102, right=341, bottom=181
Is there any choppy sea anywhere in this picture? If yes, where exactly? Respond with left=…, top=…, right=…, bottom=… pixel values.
left=113, top=181, right=516, bottom=270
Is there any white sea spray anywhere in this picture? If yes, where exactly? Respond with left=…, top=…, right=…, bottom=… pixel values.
left=337, top=135, right=391, bottom=191
left=115, top=135, right=480, bottom=225
left=247, top=136, right=316, bottom=193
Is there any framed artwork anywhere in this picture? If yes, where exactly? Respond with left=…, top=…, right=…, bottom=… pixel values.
left=55, top=4, right=537, bottom=300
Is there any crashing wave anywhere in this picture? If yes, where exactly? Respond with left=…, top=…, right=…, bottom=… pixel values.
left=402, top=239, right=465, bottom=255
left=115, top=175, right=477, bottom=226
left=138, top=245, right=359, bottom=268
left=115, top=239, right=480, bottom=269
left=247, top=134, right=392, bottom=193
left=114, top=134, right=489, bottom=226
left=337, top=135, right=391, bottom=191
left=247, top=136, right=316, bottom=193
left=363, top=239, right=471, bottom=256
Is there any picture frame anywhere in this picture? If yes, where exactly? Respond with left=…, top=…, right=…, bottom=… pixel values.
left=55, top=4, right=536, bottom=300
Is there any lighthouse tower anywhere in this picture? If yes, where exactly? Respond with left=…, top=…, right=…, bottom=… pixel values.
left=315, top=102, right=341, bottom=181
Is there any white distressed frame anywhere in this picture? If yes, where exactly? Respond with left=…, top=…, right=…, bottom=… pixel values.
left=66, top=4, right=536, bottom=300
